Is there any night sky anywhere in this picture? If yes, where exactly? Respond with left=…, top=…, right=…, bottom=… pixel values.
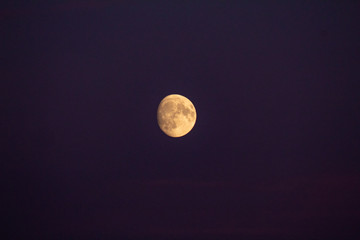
left=2, top=1, right=360, bottom=239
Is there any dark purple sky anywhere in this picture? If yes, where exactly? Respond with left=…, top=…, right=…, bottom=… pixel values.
left=2, top=1, right=360, bottom=239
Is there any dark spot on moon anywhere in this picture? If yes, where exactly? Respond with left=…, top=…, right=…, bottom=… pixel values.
left=163, top=101, right=175, bottom=112
left=177, top=103, right=184, bottom=110
left=158, top=112, right=177, bottom=130
left=177, top=103, right=190, bottom=116
left=175, top=102, right=194, bottom=122
left=158, top=100, right=179, bottom=131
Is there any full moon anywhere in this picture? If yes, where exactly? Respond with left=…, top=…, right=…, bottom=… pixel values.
left=157, top=94, right=197, bottom=137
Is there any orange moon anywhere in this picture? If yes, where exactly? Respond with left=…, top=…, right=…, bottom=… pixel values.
left=157, top=94, right=197, bottom=137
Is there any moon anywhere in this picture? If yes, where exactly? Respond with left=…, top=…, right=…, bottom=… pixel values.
left=157, top=94, right=197, bottom=137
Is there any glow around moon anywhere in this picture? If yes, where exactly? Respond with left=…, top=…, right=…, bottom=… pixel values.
left=157, top=94, right=197, bottom=137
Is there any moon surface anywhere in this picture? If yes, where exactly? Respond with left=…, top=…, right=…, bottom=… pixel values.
left=157, top=94, right=197, bottom=137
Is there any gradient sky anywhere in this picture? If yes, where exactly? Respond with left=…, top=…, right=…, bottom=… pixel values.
left=2, top=1, right=360, bottom=239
